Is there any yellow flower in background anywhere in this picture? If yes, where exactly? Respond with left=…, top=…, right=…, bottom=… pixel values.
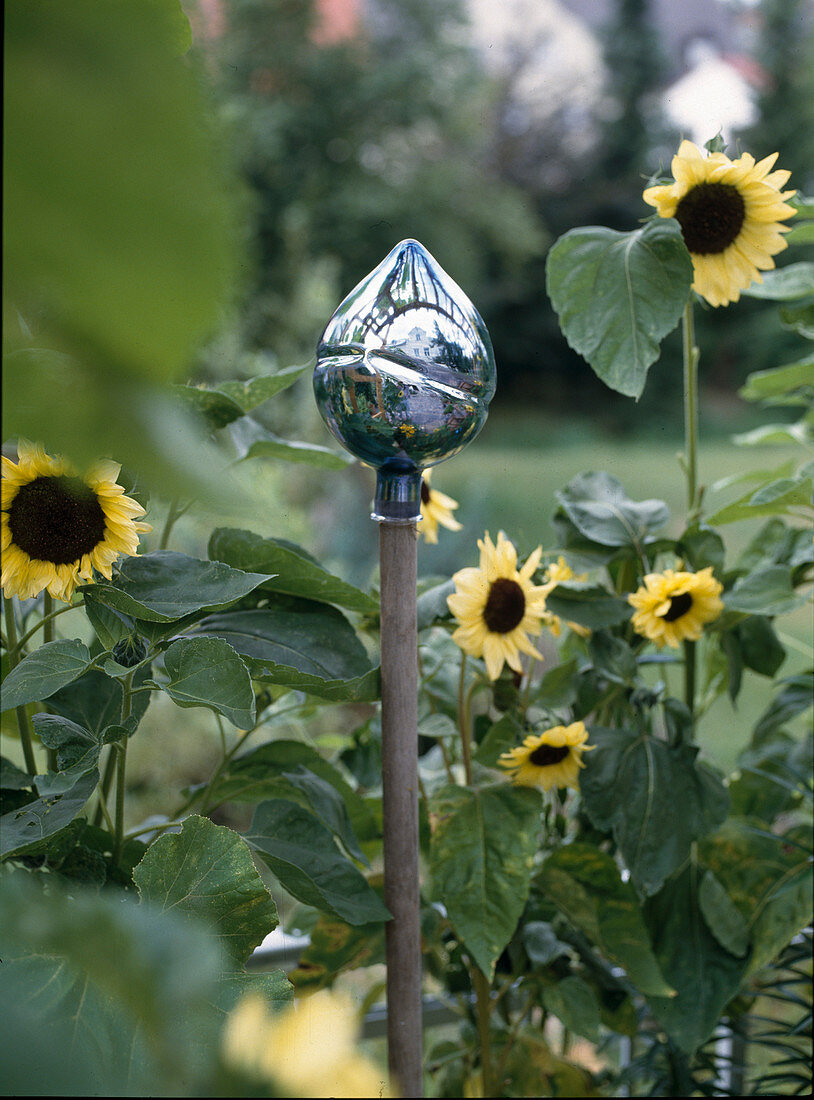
left=540, top=555, right=591, bottom=639
left=1, top=441, right=150, bottom=603
left=222, top=990, right=392, bottom=1098
left=416, top=468, right=462, bottom=544
left=499, top=721, right=594, bottom=792
left=628, top=566, right=724, bottom=649
left=447, top=530, right=549, bottom=680
left=643, top=139, right=796, bottom=307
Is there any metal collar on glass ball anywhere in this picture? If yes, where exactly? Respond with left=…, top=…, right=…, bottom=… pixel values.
left=314, top=239, right=497, bottom=523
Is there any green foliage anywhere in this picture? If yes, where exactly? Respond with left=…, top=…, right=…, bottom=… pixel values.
left=3, top=4, right=812, bottom=1095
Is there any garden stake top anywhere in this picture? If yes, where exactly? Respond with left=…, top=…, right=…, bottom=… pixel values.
left=314, top=239, right=496, bottom=1096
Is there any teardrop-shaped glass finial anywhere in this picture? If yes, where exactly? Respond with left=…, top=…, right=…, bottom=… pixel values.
left=314, top=239, right=496, bottom=522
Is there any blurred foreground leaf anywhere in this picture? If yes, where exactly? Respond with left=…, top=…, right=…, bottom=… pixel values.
left=3, top=0, right=238, bottom=487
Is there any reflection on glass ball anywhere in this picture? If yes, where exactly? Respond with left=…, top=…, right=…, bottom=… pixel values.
left=314, top=239, right=496, bottom=520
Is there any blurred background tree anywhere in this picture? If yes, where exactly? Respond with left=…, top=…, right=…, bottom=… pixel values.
left=208, top=0, right=546, bottom=366
left=185, top=0, right=812, bottom=435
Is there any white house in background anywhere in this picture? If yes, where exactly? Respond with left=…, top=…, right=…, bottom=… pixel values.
left=663, top=38, right=759, bottom=146
left=476, top=0, right=769, bottom=151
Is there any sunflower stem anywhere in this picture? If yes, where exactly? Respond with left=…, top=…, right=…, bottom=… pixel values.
left=473, top=966, right=495, bottom=1096
left=112, top=671, right=134, bottom=865
left=159, top=496, right=190, bottom=551
left=3, top=597, right=39, bottom=775
left=11, top=601, right=77, bottom=657
left=41, top=594, right=60, bottom=772
left=93, top=745, right=118, bottom=828
left=42, top=593, right=54, bottom=645
left=684, top=639, right=697, bottom=725
left=458, top=653, right=473, bottom=785
left=681, top=298, right=701, bottom=723
left=682, top=299, right=701, bottom=520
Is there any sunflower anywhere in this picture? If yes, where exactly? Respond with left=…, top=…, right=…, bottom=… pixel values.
left=643, top=140, right=795, bottom=307
left=539, top=555, right=591, bottom=639
left=499, top=721, right=594, bottom=792
left=416, top=468, right=462, bottom=544
left=447, top=530, right=550, bottom=680
left=222, top=990, right=392, bottom=1098
left=2, top=441, right=150, bottom=603
left=628, top=566, right=724, bottom=649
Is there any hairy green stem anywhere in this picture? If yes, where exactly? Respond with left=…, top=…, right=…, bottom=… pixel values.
left=159, top=497, right=192, bottom=551
left=684, top=639, right=697, bottom=723
left=682, top=299, right=701, bottom=723
left=93, top=745, right=118, bottom=828
left=682, top=299, right=700, bottom=519
left=458, top=652, right=472, bottom=785
left=473, top=967, right=495, bottom=1096
left=112, top=672, right=134, bottom=864
left=3, top=597, right=38, bottom=775
left=11, top=601, right=76, bottom=657
left=42, top=594, right=59, bottom=772
left=42, top=593, right=54, bottom=645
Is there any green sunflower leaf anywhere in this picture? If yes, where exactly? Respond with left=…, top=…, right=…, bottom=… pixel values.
left=203, top=739, right=379, bottom=845
left=417, top=577, right=455, bottom=630
left=740, top=261, right=814, bottom=300
left=84, top=551, right=273, bottom=623
left=643, top=858, right=747, bottom=1054
left=133, top=815, right=280, bottom=967
left=580, top=727, right=730, bottom=897
left=538, top=843, right=673, bottom=997
left=46, top=666, right=151, bottom=738
left=173, top=384, right=245, bottom=430
left=244, top=799, right=391, bottom=926
left=1, top=639, right=92, bottom=711
left=188, top=602, right=379, bottom=702
left=154, top=637, right=255, bottom=729
left=555, top=471, right=670, bottom=549
left=429, top=783, right=542, bottom=979
left=780, top=302, right=814, bottom=339
left=545, top=218, right=693, bottom=398
left=289, top=911, right=386, bottom=993
left=542, top=976, right=601, bottom=1043
left=738, top=357, right=814, bottom=405
left=706, top=474, right=813, bottom=524
left=208, top=527, right=378, bottom=613
left=229, top=417, right=351, bottom=469
left=31, top=713, right=101, bottom=776
left=0, top=769, right=98, bottom=859
left=698, top=869, right=750, bottom=958
left=753, top=672, right=813, bottom=740
left=545, top=584, right=632, bottom=629
left=724, top=564, right=808, bottom=616
left=699, top=817, right=813, bottom=975
left=217, top=367, right=309, bottom=409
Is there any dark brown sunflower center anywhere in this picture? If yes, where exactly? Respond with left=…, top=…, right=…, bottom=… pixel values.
left=7, top=476, right=106, bottom=565
left=421, top=479, right=431, bottom=505
left=529, top=744, right=570, bottom=767
left=662, top=592, right=693, bottom=622
left=675, top=182, right=746, bottom=255
left=483, top=577, right=526, bottom=633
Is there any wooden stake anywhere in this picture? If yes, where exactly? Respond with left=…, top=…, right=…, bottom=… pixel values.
left=379, top=520, right=423, bottom=1098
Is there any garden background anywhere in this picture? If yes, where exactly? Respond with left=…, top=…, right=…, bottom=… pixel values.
left=2, top=0, right=812, bottom=1096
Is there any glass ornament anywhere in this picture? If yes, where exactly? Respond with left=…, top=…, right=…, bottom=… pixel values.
left=314, top=239, right=496, bottom=521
